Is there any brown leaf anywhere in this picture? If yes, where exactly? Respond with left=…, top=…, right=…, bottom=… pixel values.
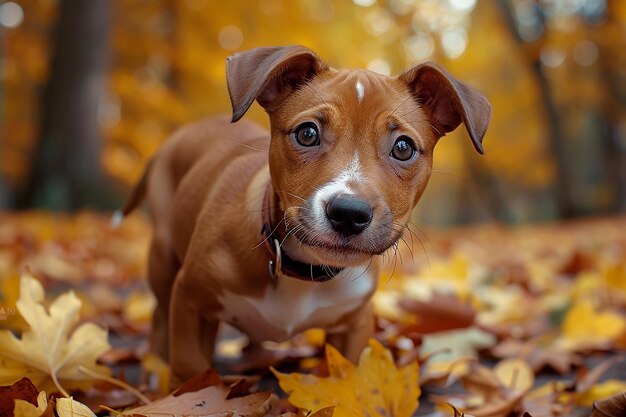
left=560, top=251, right=594, bottom=275
left=0, top=377, right=39, bottom=417
left=398, top=292, right=476, bottom=334
left=591, top=391, right=626, bottom=417
left=465, top=391, right=525, bottom=417
left=492, top=339, right=582, bottom=374
left=120, top=383, right=272, bottom=417
left=461, top=363, right=504, bottom=400
left=572, top=356, right=625, bottom=394
left=171, top=369, right=222, bottom=397
left=72, top=382, right=139, bottom=411
left=448, top=402, right=474, bottom=417
left=226, top=378, right=256, bottom=400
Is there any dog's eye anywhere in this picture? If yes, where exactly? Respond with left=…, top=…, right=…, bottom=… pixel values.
left=292, top=123, right=320, bottom=147
left=390, top=136, right=417, bottom=161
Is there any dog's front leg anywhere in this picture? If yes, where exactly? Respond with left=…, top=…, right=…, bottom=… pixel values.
left=326, top=301, right=374, bottom=363
left=168, top=271, right=218, bottom=387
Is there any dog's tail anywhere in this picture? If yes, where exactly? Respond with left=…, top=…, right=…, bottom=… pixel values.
left=111, top=158, right=154, bottom=228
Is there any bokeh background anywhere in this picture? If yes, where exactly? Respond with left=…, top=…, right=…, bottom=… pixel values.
left=1, top=0, right=625, bottom=225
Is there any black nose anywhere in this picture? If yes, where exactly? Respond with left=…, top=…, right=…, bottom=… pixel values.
left=326, top=194, right=373, bottom=236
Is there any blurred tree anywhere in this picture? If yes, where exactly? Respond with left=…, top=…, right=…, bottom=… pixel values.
left=0, top=0, right=57, bottom=207
left=498, top=0, right=626, bottom=216
left=1, top=0, right=624, bottom=222
left=16, top=0, right=114, bottom=210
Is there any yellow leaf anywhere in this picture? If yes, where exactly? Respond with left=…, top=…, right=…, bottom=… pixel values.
left=123, top=290, right=156, bottom=325
left=273, top=339, right=420, bottom=417
left=14, top=391, right=48, bottom=417
left=576, top=380, right=626, bottom=407
left=56, top=397, right=96, bottom=417
left=556, top=300, right=626, bottom=351
left=141, top=353, right=170, bottom=395
left=493, top=358, right=534, bottom=393
left=325, top=344, right=356, bottom=379
left=0, top=274, right=111, bottom=395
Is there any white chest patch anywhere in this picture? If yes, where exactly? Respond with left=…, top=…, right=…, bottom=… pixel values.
left=356, top=79, right=365, bottom=104
left=217, top=265, right=376, bottom=342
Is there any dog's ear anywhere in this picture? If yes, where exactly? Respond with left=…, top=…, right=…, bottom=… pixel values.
left=226, top=45, right=327, bottom=122
left=399, top=63, right=491, bottom=154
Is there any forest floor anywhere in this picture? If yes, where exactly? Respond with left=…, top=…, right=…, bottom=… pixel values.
left=0, top=211, right=625, bottom=417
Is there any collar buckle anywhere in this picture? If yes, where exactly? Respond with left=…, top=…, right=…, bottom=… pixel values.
left=268, top=239, right=282, bottom=282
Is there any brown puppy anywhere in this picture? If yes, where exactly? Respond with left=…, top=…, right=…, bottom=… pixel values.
left=119, top=45, right=491, bottom=385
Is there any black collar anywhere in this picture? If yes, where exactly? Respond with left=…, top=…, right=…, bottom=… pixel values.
left=260, top=184, right=343, bottom=282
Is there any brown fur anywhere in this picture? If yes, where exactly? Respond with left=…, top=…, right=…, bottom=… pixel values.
left=123, top=45, right=491, bottom=385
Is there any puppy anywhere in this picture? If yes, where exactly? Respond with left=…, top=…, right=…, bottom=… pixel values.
left=120, top=45, right=491, bottom=384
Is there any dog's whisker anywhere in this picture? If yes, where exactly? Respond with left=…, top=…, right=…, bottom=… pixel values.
left=389, top=94, right=414, bottom=119
left=404, top=221, right=432, bottom=276
left=302, top=81, right=328, bottom=109
left=250, top=215, right=286, bottom=251
left=385, top=245, right=399, bottom=285
left=223, top=135, right=267, bottom=152
left=430, top=169, right=470, bottom=181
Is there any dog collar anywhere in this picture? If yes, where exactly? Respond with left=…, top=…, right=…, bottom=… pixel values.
left=260, top=184, right=343, bottom=282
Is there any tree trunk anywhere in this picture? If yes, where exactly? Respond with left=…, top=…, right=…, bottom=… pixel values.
left=17, top=0, right=113, bottom=210
left=496, top=0, right=577, bottom=219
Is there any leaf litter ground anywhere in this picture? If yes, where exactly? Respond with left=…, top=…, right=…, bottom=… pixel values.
left=0, top=211, right=625, bottom=416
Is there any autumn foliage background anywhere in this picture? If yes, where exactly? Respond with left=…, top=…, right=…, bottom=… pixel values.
left=1, top=0, right=625, bottom=222
left=1, top=1, right=626, bottom=416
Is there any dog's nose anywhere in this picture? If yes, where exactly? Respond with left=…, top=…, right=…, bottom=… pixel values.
left=326, top=194, right=373, bottom=236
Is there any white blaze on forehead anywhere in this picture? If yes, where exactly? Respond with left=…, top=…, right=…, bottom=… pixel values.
left=356, top=79, right=365, bottom=104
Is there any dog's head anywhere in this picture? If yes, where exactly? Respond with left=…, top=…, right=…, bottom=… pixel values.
left=227, top=45, right=490, bottom=268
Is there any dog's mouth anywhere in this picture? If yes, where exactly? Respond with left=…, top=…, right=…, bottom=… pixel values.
left=286, top=220, right=398, bottom=267
left=297, top=235, right=369, bottom=256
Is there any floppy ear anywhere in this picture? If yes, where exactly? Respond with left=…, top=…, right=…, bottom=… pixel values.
left=226, top=45, right=327, bottom=122
left=399, top=63, right=491, bottom=154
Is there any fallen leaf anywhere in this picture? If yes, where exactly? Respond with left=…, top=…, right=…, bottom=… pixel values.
left=578, top=381, right=626, bottom=407
left=0, top=377, right=39, bottom=417
left=398, top=292, right=476, bottom=334
left=555, top=300, right=626, bottom=352
left=120, top=369, right=272, bottom=417
left=421, top=327, right=497, bottom=369
left=141, top=353, right=170, bottom=395
left=13, top=391, right=49, bottom=417
left=76, top=386, right=139, bottom=412
left=493, top=358, right=535, bottom=394
left=56, top=398, right=96, bottom=417
left=273, top=339, right=420, bottom=417
left=0, top=274, right=111, bottom=396
left=590, top=391, right=626, bottom=417
left=491, top=338, right=582, bottom=374
left=122, top=290, right=156, bottom=331
left=573, top=356, right=625, bottom=394
left=438, top=359, right=535, bottom=417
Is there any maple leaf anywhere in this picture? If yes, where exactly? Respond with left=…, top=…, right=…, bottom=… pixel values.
left=0, top=274, right=111, bottom=397
left=273, top=339, right=420, bottom=417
